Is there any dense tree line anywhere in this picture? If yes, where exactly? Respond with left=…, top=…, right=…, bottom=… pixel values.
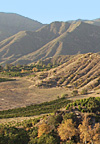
left=0, top=62, right=58, bottom=77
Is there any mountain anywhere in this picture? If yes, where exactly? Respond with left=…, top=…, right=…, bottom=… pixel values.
left=0, top=22, right=70, bottom=65
left=12, top=21, right=100, bottom=64
left=0, top=20, right=100, bottom=65
left=0, top=12, right=43, bottom=42
left=36, top=55, right=74, bottom=66
left=33, top=53, right=100, bottom=90
left=85, top=19, right=100, bottom=26
left=68, top=18, right=100, bottom=26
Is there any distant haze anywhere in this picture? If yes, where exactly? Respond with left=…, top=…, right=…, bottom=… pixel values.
left=0, top=13, right=100, bottom=65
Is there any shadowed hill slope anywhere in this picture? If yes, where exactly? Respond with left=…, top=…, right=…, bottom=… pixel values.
left=85, top=18, right=100, bottom=26
left=36, top=55, right=74, bottom=66
left=0, top=21, right=100, bottom=65
left=0, top=12, right=43, bottom=42
left=0, top=22, right=70, bottom=65
left=14, top=21, right=100, bottom=64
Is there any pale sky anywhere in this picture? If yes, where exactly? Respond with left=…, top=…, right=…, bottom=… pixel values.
left=0, top=0, right=100, bottom=24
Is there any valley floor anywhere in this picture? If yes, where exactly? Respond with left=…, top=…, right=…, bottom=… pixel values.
left=0, top=77, right=71, bottom=110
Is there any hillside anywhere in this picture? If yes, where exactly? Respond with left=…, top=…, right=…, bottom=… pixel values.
left=33, top=53, right=100, bottom=90
left=36, top=55, right=74, bottom=66
left=1, top=97, right=100, bottom=144
left=0, top=12, right=43, bottom=42
left=69, top=18, right=100, bottom=26
left=85, top=18, right=100, bottom=26
left=0, top=20, right=100, bottom=65
left=19, top=21, right=100, bottom=63
left=0, top=22, right=70, bottom=65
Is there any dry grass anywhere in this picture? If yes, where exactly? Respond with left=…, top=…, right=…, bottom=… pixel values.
left=0, top=88, right=100, bottom=124
left=1, top=53, right=100, bottom=111
left=0, top=77, right=71, bottom=111
left=0, top=114, right=46, bottom=124
left=33, top=53, right=100, bottom=90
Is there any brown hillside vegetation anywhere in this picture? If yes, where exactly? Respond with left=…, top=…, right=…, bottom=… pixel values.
left=33, top=53, right=100, bottom=90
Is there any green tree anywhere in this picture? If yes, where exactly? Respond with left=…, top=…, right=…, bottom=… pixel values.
left=37, top=134, right=57, bottom=144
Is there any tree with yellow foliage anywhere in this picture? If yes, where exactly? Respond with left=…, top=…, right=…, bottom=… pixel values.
left=32, top=67, right=38, bottom=72
left=38, top=122, right=51, bottom=137
left=78, top=115, right=100, bottom=144
left=57, top=119, right=77, bottom=141
left=92, top=123, right=100, bottom=144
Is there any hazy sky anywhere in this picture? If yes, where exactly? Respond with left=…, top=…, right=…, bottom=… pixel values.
left=1, top=0, right=100, bottom=24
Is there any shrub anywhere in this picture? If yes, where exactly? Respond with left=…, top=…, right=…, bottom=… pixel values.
left=37, top=134, right=57, bottom=144
left=72, top=90, right=78, bottom=96
left=73, top=102, right=76, bottom=106
left=80, top=89, right=88, bottom=95
left=78, top=105, right=82, bottom=111
left=63, top=113, right=76, bottom=121
left=61, top=93, right=68, bottom=98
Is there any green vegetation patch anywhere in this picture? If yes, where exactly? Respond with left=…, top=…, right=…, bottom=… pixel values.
left=0, top=98, right=71, bottom=119
left=0, top=77, right=16, bottom=82
left=66, top=97, right=100, bottom=113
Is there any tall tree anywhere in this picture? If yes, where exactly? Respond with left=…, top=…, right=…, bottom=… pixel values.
left=78, top=115, right=100, bottom=144
left=57, top=119, right=77, bottom=141
left=38, top=122, right=51, bottom=137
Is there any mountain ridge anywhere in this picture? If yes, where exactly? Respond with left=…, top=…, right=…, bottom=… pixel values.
left=0, top=22, right=70, bottom=65
left=12, top=21, right=100, bottom=64
left=0, top=17, right=100, bottom=65
left=0, top=12, right=44, bottom=42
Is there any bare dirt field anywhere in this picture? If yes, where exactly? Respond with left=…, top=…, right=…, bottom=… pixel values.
left=0, top=77, right=71, bottom=111
left=0, top=77, right=100, bottom=111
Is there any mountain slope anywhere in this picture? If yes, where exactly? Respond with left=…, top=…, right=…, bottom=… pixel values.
left=0, top=22, right=70, bottom=65
left=14, top=21, right=100, bottom=64
left=85, top=18, right=100, bottom=26
left=36, top=55, right=74, bottom=66
left=33, top=53, right=100, bottom=90
left=0, top=21, right=100, bottom=65
left=69, top=18, right=100, bottom=26
left=0, top=12, right=43, bottom=42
